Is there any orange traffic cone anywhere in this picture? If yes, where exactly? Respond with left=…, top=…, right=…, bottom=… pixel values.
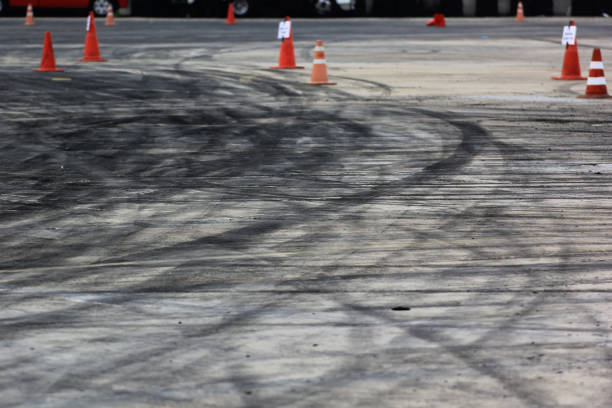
left=307, top=40, right=335, bottom=85
left=516, top=1, right=525, bottom=21
left=552, top=21, right=586, bottom=80
left=436, top=14, right=446, bottom=27
left=579, top=48, right=610, bottom=99
left=78, top=12, right=107, bottom=62
left=426, top=14, right=445, bottom=27
left=105, top=4, right=116, bottom=26
left=270, top=17, right=303, bottom=70
left=34, top=31, right=63, bottom=73
left=226, top=2, right=236, bottom=25
left=25, top=4, right=34, bottom=25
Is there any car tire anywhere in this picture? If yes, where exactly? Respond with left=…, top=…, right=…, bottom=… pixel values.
left=90, top=0, right=119, bottom=17
left=0, top=0, right=7, bottom=16
left=311, top=0, right=338, bottom=16
left=231, top=0, right=253, bottom=17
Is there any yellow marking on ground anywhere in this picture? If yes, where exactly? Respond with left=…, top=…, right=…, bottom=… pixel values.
left=239, top=76, right=255, bottom=83
left=51, top=77, right=72, bottom=81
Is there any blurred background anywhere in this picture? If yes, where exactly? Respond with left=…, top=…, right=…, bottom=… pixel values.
left=130, top=0, right=612, bottom=17
left=1, top=0, right=611, bottom=18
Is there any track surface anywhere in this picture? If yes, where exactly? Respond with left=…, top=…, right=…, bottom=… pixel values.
left=1, top=17, right=611, bottom=408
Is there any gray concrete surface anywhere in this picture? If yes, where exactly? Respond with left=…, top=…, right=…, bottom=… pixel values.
left=0, top=16, right=611, bottom=408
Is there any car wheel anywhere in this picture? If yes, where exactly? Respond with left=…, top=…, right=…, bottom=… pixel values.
left=0, top=0, right=6, bottom=16
left=312, top=0, right=335, bottom=16
left=90, top=0, right=115, bottom=17
left=232, top=0, right=252, bottom=17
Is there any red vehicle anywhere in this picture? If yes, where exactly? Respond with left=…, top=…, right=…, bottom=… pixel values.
left=0, top=0, right=129, bottom=16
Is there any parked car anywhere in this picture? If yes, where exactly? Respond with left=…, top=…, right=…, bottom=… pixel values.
left=0, top=0, right=128, bottom=16
left=219, top=0, right=356, bottom=16
left=149, top=0, right=357, bottom=17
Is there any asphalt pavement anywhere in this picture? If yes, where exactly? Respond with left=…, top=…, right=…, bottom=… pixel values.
left=0, top=15, right=611, bottom=408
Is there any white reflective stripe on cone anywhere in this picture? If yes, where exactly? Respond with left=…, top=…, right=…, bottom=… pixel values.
left=314, top=47, right=325, bottom=51
left=313, top=59, right=327, bottom=64
left=590, top=61, right=604, bottom=69
left=587, top=77, right=607, bottom=85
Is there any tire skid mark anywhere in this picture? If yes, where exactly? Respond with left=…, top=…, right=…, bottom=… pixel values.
left=0, top=103, right=477, bottom=288
left=2, top=66, right=483, bottom=297
left=2, top=62, right=607, bottom=407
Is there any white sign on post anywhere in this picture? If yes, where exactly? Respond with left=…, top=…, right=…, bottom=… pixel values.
left=277, top=21, right=291, bottom=40
left=561, top=26, right=577, bottom=45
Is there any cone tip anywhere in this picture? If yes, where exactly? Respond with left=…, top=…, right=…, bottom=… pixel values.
left=592, top=48, right=602, bottom=61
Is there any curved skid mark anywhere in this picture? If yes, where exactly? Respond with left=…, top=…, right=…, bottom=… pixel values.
left=1, top=52, right=602, bottom=407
